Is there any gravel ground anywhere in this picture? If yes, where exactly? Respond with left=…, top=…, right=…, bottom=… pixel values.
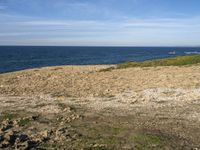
left=0, top=65, right=200, bottom=149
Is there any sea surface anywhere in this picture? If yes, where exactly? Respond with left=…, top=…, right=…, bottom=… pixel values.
left=0, top=46, right=200, bottom=73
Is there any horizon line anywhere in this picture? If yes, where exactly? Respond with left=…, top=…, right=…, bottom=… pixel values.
left=0, top=45, right=200, bottom=47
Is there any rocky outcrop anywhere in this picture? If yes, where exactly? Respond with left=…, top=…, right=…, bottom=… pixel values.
left=0, top=110, right=83, bottom=149
left=0, top=119, right=38, bottom=149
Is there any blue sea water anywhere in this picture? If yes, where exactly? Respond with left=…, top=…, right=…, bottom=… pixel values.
left=0, top=46, right=200, bottom=73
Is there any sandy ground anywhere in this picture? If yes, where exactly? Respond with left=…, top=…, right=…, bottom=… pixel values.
left=0, top=65, right=200, bottom=149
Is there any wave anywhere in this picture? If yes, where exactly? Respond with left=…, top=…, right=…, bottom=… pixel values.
left=184, top=51, right=200, bottom=55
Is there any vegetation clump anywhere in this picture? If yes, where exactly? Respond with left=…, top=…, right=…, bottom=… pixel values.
left=0, top=113, right=17, bottom=122
left=100, top=55, right=200, bottom=71
left=18, top=118, right=31, bottom=126
left=133, top=134, right=163, bottom=150
left=117, top=55, right=200, bottom=69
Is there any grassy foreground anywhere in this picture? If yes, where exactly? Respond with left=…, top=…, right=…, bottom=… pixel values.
left=101, top=55, right=200, bottom=71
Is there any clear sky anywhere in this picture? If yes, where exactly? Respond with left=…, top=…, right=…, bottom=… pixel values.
left=0, top=0, right=200, bottom=46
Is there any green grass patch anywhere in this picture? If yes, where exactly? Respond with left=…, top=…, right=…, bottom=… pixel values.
left=18, top=118, right=31, bottom=126
left=100, top=55, right=200, bottom=71
left=99, top=67, right=115, bottom=72
left=117, top=55, right=200, bottom=69
left=111, top=127, right=126, bottom=135
left=0, top=113, right=17, bottom=122
left=133, top=134, right=164, bottom=150
left=103, top=138, right=119, bottom=145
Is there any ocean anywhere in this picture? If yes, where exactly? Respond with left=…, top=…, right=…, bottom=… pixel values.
left=0, top=46, right=200, bottom=73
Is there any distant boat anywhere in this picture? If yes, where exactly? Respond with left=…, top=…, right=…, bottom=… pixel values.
left=169, top=51, right=176, bottom=55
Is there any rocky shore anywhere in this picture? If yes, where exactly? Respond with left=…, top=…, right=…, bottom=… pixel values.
left=0, top=65, right=200, bottom=149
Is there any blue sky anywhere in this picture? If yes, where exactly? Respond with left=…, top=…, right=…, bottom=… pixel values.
left=0, top=0, right=200, bottom=46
